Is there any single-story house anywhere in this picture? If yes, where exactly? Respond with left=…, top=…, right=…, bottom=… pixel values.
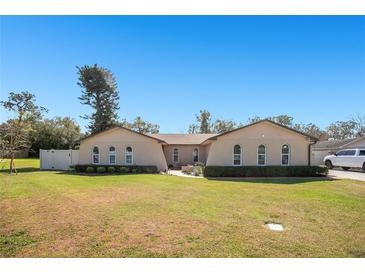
left=78, top=119, right=318, bottom=171
left=311, top=136, right=365, bottom=166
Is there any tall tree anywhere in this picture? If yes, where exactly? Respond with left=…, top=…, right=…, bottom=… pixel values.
left=77, top=64, right=119, bottom=134
left=213, top=119, right=237, bottom=133
left=30, top=117, right=82, bottom=155
left=326, top=120, right=357, bottom=140
left=246, top=115, right=294, bottom=127
left=351, top=114, right=365, bottom=137
left=246, top=116, right=262, bottom=124
left=188, top=110, right=213, bottom=133
left=267, top=115, right=294, bottom=127
left=188, top=124, right=199, bottom=134
left=294, top=123, right=327, bottom=139
left=0, top=92, right=47, bottom=174
left=119, top=116, right=160, bottom=134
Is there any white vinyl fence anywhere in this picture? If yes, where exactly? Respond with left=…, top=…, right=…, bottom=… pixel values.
left=40, top=149, right=79, bottom=170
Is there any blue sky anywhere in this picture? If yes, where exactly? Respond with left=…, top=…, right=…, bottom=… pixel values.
left=1, top=16, right=364, bottom=133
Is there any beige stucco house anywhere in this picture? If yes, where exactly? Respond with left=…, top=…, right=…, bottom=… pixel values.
left=78, top=120, right=318, bottom=171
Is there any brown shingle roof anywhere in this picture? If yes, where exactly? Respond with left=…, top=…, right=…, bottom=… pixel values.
left=312, top=138, right=356, bottom=149
left=149, top=133, right=218, bottom=145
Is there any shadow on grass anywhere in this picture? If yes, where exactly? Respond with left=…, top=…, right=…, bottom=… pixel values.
left=55, top=171, right=333, bottom=184
left=55, top=171, right=159, bottom=177
left=0, top=168, right=335, bottom=184
left=0, top=167, right=40, bottom=174
left=206, top=176, right=334, bottom=184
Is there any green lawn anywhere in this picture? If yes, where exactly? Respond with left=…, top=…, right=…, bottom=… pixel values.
left=0, top=159, right=364, bottom=257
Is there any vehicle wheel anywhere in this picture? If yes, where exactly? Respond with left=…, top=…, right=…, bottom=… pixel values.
left=362, top=162, right=365, bottom=172
left=342, top=167, right=350, bottom=171
left=325, top=160, right=333, bottom=169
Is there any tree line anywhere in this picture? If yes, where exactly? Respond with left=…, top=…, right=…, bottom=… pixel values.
left=188, top=111, right=365, bottom=140
left=1, top=64, right=364, bottom=173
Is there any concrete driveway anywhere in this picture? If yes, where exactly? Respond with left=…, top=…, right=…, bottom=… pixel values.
left=328, top=169, right=365, bottom=181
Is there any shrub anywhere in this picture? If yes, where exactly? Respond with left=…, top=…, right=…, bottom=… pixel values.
left=85, top=166, right=94, bottom=173
left=203, top=166, right=328, bottom=177
left=74, top=165, right=158, bottom=174
left=193, top=165, right=204, bottom=176
left=107, top=166, right=115, bottom=173
left=96, top=167, right=106, bottom=173
left=182, top=165, right=194, bottom=175
left=168, top=164, right=174, bottom=169
left=182, top=165, right=204, bottom=176
left=118, top=166, right=130, bottom=173
left=145, top=167, right=156, bottom=173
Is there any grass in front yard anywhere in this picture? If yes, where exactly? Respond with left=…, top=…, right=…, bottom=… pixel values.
left=0, top=158, right=39, bottom=173
left=0, top=159, right=364, bottom=257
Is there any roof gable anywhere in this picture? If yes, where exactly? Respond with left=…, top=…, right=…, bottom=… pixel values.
left=150, top=133, right=218, bottom=145
left=207, top=119, right=318, bottom=141
left=80, top=126, right=166, bottom=143
left=312, top=136, right=365, bottom=150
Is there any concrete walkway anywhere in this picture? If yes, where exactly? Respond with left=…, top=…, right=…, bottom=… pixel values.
left=168, top=169, right=203, bottom=178
left=328, top=169, right=365, bottom=181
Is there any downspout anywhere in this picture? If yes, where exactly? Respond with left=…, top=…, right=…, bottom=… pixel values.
left=308, top=139, right=317, bottom=166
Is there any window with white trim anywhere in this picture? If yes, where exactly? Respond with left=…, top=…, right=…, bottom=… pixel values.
left=125, top=146, right=133, bottom=165
left=109, top=146, right=116, bottom=164
left=233, top=145, right=241, bottom=166
left=257, top=145, right=266, bottom=166
left=281, top=144, right=290, bottom=165
left=92, top=146, right=99, bottom=164
left=193, top=148, right=199, bottom=163
left=173, top=148, right=179, bottom=163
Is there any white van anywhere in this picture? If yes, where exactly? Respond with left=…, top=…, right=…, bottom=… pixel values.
left=324, top=148, right=365, bottom=171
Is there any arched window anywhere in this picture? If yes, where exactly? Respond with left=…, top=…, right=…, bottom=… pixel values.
left=109, top=146, right=116, bottom=164
left=281, top=144, right=290, bottom=166
left=125, top=146, right=133, bottom=165
left=173, top=148, right=179, bottom=163
left=233, top=145, right=241, bottom=166
left=257, top=145, right=266, bottom=166
left=92, top=146, right=99, bottom=164
left=193, top=148, right=199, bottom=163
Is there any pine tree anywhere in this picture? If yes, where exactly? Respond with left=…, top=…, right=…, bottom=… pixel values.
left=77, top=64, right=119, bottom=134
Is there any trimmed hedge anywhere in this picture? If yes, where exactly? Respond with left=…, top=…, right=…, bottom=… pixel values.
left=203, top=166, right=328, bottom=177
left=85, top=166, right=94, bottom=173
left=97, top=167, right=106, bottom=173
left=74, top=165, right=158, bottom=174
left=107, top=167, right=115, bottom=173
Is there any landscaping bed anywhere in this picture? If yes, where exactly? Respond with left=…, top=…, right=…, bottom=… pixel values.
left=204, top=165, right=328, bottom=177
left=73, top=164, right=158, bottom=174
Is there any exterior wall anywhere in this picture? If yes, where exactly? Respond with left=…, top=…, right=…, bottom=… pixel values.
left=311, top=150, right=333, bottom=166
left=78, top=128, right=168, bottom=171
left=344, top=138, right=365, bottom=148
left=163, top=145, right=207, bottom=167
left=206, top=121, right=311, bottom=166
